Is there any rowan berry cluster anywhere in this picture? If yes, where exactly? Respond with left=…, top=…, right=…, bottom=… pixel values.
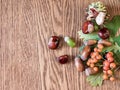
left=87, top=44, right=103, bottom=72
left=103, top=52, right=116, bottom=81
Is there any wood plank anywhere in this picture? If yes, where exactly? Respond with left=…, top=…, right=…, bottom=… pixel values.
left=0, top=0, right=120, bottom=90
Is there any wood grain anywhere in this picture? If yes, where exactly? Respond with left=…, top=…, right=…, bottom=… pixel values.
left=0, top=0, right=120, bottom=90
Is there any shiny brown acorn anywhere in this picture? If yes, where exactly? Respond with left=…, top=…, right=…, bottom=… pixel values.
left=98, top=39, right=112, bottom=46
left=85, top=67, right=98, bottom=76
left=84, top=39, right=97, bottom=46
left=48, top=36, right=59, bottom=49
left=74, top=57, right=85, bottom=72
left=80, top=45, right=91, bottom=61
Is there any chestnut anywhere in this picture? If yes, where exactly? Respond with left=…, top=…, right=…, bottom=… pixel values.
left=48, top=36, right=59, bottom=50
left=57, top=55, right=68, bottom=64
left=98, top=28, right=110, bottom=39
left=82, top=21, right=94, bottom=34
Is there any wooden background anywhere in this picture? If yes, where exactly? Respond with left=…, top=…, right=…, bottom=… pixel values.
left=0, top=0, right=120, bottom=90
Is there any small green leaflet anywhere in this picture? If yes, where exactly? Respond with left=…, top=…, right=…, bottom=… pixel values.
left=87, top=73, right=103, bottom=87
left=78, top=30, right=100, bottom=41
left=102, top=43, right=120, bottom=53
left=112, top=35, right=120, bottom=46
left=114, top=51, right=120, bottom=64
left=105, top=15, right=120, bottom=37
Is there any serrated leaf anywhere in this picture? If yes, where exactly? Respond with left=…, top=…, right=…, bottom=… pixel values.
left=114, top=51, right=120, bottom=64
left=105, top=15, right=120, bottom=36
left=87, top=73, right=103, bottom=87
left=102, top=43, right=120, bottom=53
left=78, top=30, right=100, bottom=41
left=112, top=35, right=120, bottom=46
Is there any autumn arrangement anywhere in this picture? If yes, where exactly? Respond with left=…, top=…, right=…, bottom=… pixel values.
left=48, top=2, right=120, bottom=86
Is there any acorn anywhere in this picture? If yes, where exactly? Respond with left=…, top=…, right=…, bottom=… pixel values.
left=80, top=45, right=91, bottom=61
left=85, top=67, right=98, bottom=76
left=82, top=21, right=94, bottom=34
left=84, top=39, right=97, bottom=46
left=98, top=39, right=112, bottom=46
left=74, top=57, right=85, bottom=72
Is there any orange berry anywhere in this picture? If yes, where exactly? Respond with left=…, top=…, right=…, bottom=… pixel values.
left=90, top=63, right=95, bottom=68
left=94, top=48, right=98, bottom=52
left=107, top=70, right=113, bottom=75
left=97, top=49, right=102, bottom=52
left=110, top=63, right=116, bottom=69
left=103, top=74, right=108, bottom=80
left=96, top=55, right=102, bottom=60
left=91, top=54, right=95, bottom=59
left=93, top=58, right=98, bottom=63
left=93, top=67, right=99, bottom=72
left=103, top=70, right=108, bottom=74
left=110, top=76, right=115, bottom=81
left=91, top=59, right=96, bottom=63
left=88, top=58, right=91, bottom=62
left=90, top=52, right=93, bottom=56
left=97, top=44, right=104, bottom=49
left=89, top=58, right=94, bottom=64
left=94, top=52, right=99, bottom=56
left=87, top=61, right=90, bottom=66
left=107, top=57, right=114, bottom=62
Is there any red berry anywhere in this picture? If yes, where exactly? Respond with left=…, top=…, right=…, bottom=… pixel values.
left=106, top=53, right=112, bottom=58
left=107, top=57, right=114, bottom=63
left=106, top=52, right=113, bottom=58
left=109, top=52, right=113, bottom=56
left=98, top=28, right=110, bottom=39
left=103, top=60, right=110, bottom=67
left=57, top=55, right=68, bottom=64
left=110, top=63, right=116, bottom=69
left=48, top=36, right=59, bottom=49
left=103, top=66, right=109, bottom=71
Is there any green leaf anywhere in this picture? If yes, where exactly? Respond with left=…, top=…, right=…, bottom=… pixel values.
left=78, top=30, right=100, bottom=41
left=87, top=73, right=103, bottom=87
left=112, top=35, right=120, bottom=46
left=105, top=15, right=120, bottom=36
left=114, top=51, right=120, bottom=64
left=102, top=43, right=120, bottom=53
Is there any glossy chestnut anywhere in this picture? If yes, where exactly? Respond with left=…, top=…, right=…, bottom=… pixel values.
left=48, top=36, right=59, bottom=50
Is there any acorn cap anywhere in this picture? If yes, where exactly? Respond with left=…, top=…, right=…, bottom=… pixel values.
left=64, top=36, right=70, bottom=42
